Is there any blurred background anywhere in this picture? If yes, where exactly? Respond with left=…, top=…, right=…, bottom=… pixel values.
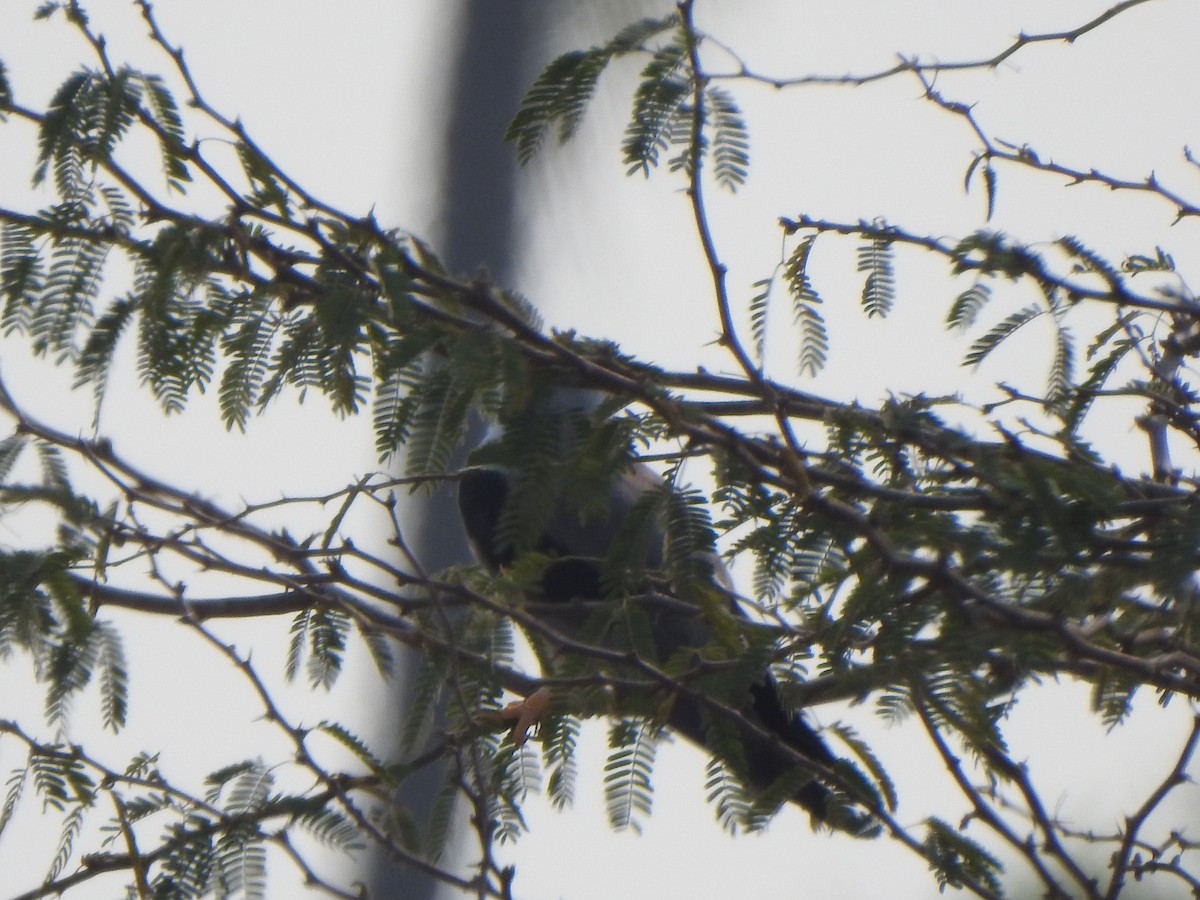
left=1, top=1, right=1198, bottom=897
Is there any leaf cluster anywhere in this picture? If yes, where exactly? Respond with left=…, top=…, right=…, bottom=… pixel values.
left=3, top=2, right=1200, bottom=899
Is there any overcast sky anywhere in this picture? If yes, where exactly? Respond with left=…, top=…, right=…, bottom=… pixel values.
left=2, top=2, right=1199, bottom=898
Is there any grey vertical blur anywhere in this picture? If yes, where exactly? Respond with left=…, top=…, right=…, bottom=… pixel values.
left=367, top=3, right=547, bottom=896
left=368, top=2, right=661, bottom=896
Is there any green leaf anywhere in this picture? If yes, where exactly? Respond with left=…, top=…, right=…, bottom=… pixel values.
left=1046, top=322, right=1075, bottom=410
left=784, top=236, right=829, bottom=376
left=74, top=294, right=136, bottom=408
left=402, top=366, right=473, bottom=480
left=219, top=298, right=280, bottom=431
left=215, top=829, right=268, bottom=899
left=237, top=141, right=291, bottom=214
left=30, top=746, right=96, bottom=811
left=372, top=368, right=418, bottom=462
left=38, top=232, right=106, bottom=356
left=222, top=761, right=272, bottom=816
left=318, top=721, right=385, bottom=775
left=93, top=620, right=128, bottom=733
left=622, top=41, right=690, bottom=178
left=856, top=233, right=894, bottom=318
left=946, top=280, right=991, bottom=330
left=506, top=51, right=605, bottom=164
left=505, top=14, right=678, bottom=164
left=662, top=484, right=720, bottom=596
left=923, top=817, right=1004, bottom=894
left=286, top=607, right=348, bottom=690
left=1091, top=667, right=1138, bottom=728
left=1058, top=234, right=1120, bottom=283
left=45, top=804, right=85, bottom=883
left=541, top=711, right=580, bottom=811
left=832, top=723, right=897, bottom=812
left=35, top=70, right=91, bottom=191
left=136, top=72, right=191, bottom=189
left=0, top=432, right=28, bottom=482
left=156, top=822, right=216, bottom=897
left=981, top=161, right=996, bottom=220
left=962, top=303, right=1043, bottom=369
left=604, top=719, right=658, bottom=833
left=1062, top=325, right=1134, bottom=433
left=0, top=767, right=27, bottom=842
left=34, top=440, right=69, bottom=492
left=704, top=757, right=756, bottom=835
left=1, top=221, right=45, bottom=334
left=748, top=276, right=771, bottom=365
left=707, top=85, right=749, bottom=190
left=796, top=302, right=828, bottom=379
left=258, top=313, right=323, bottom=408
left=35, top=68, right=142, bottom=195
left=292, top=806, right=363, bottom=852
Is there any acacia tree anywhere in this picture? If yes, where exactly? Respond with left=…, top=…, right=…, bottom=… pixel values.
left=1, top=1, right=1198, bottom=897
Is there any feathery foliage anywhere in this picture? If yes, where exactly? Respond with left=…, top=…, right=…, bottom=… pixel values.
left=2, top=2, right=1198, bottom=899
left=622, top=40, right=692, bottom=179
left=505, top=14, right=679, bottom=164
left=856, top=231, right=895, bottom=319
left=785, top=235, right=829, bottom=376
left=603, top=718, right=658, bottom=833
left=705, top=84, right=750, bottom=190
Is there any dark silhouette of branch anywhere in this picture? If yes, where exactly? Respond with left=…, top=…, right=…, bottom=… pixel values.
left=708, top=1, right=1157, bottom=88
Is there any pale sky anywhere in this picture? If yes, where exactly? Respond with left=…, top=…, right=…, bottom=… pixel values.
left=2, top=2, right=1199, bottom=898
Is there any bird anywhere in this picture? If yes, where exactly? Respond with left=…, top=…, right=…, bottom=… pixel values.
left=456, top=387, right=870, bottom=833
